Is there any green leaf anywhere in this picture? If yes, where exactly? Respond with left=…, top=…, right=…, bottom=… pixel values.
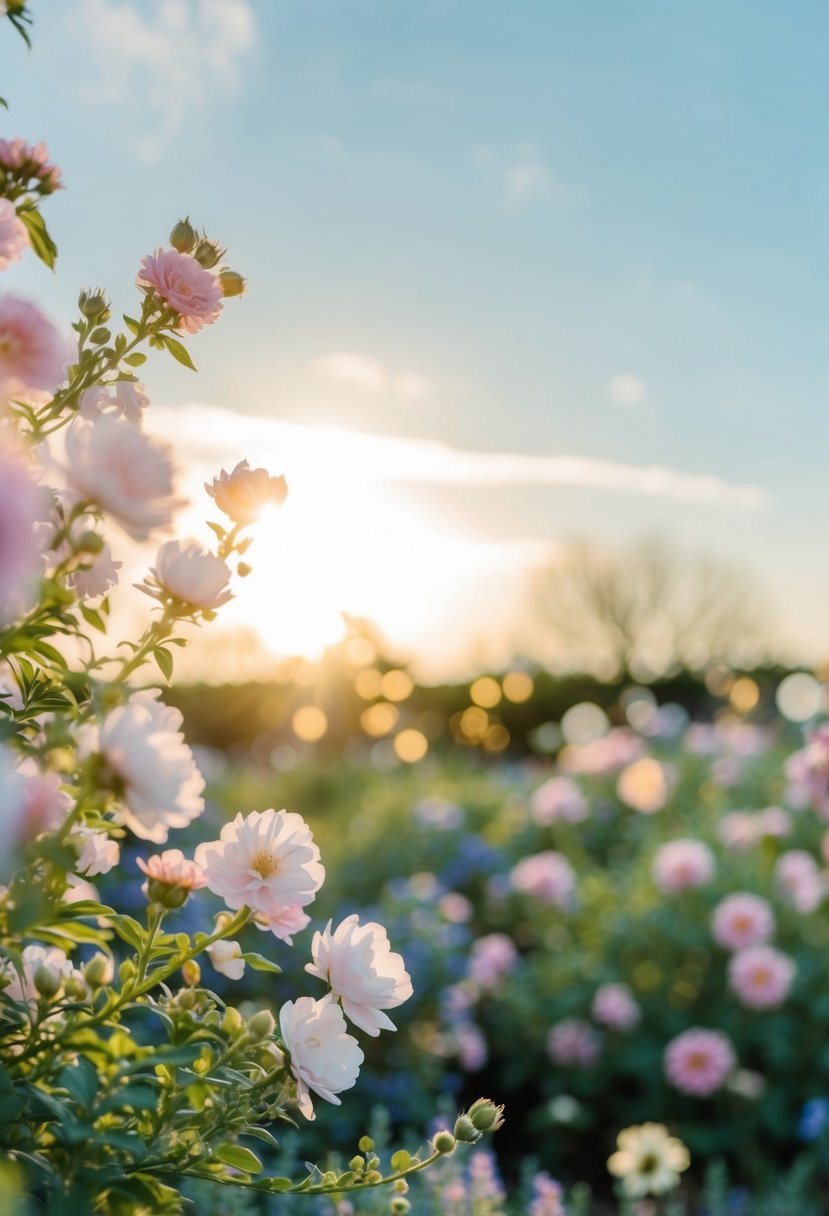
left=265, top=1178, right=294, bottom=1192
left=390, top=1149, right=412, bottom=1172
left=17, top=207, right=58, bottom=269
left=155, top=646, right=174, bottom=681
left=242, top=952, right=282, bottom=974
left=162, top=335, right=197, bottom=371
left=80, top=603, right=107, bottom=633
left=59, top=1058, right=98, bottom=1112
left=122, top=315, right=141, bottom=335
left=108, top=914, right=144, bottom=950
left=123, top=352, right=146, bottom=367
left=213, top=1144, right=263, bottom=1174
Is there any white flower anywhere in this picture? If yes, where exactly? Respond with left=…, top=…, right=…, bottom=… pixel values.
left=195, top=808, right=324, bottom=931
left=305, top=914, right=413, bottom=1036
left=67, top=541, right=121, bottom=599
left=74, top=828, right=120, bottom=876
left=140, top=538, right=232, bottom=611
left=279, top=995, right=364, bottom=1120
left=2, top=944, right=73, bottom=1005
left=607, top=1122, right=690, bottom=1199
left=207, top=939, right=245, bottom=980
left=63, top=417, right=182, bottom=540
left=97, top=692, right=205, bottom=842
left=205, top=459, right=287, bottom=526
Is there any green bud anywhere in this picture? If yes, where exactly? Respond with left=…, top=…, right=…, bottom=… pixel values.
left=64, top=974, right=88, bottom=1002
left=192, top=238, right=226, bottom=269
left=170, top=217, right=198, bottom=254
left=33, top=963, right=62, bottom=1000
left=222, top=1006, right=244, bottom=1036
left=431, top=1130, right=456, bottom=1155
left=321, top=1171, right=338, bottom=1188
left=218, top=269, right=246, bottom=297
left=390, top=1199, right=410, bottom=1215
left=452, top=1115, right=481, bottom=1144
left=393, top=1180, right=409, bottom=1193
left=79, top=288, right=110, bottom=319
left=75, top=530, right=105, bottom=555
left=177, top=988, right=197, bottom=1010
left=83, top=953, right=113, bottom=988
left=358, top=1136, right=374, bottom=1153
left=181, top=959, right=201, bottom=987
left=365, top=1171, right=383, bottom=1184
left=119, top=959, right=137, bottom=983
left=349, top=1155, right=364, bottom=1175
left=467, top=1098, right=505, bottom=1133
left=146, top=878, right=191, bottom=910
left=248, top=1009, right=276, bottom=1041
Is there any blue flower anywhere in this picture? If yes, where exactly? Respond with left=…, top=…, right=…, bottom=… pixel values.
left=798, top=1097, right=829, bottom=1141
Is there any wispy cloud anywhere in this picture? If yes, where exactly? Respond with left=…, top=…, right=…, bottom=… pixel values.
left=608, top=373, right=647, bottom=406
left=77, top=0, right=255, bottom=160
left=476, top=140, right=559, bottom=203
left=153, top=404, right=769, bottom=511
left=310, top=352, right=429, bottom=401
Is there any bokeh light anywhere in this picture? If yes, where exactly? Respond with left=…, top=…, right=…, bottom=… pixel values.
left=381, top=669, right=414, bottom=702
left=393, top=729, right=428, bottom=762
left=291, top=705, right=328, bottom=741
left=776, top=672, right=825, bottom=722
left=561, top=702, right=609, bottom=745
left=502, top=670, right=534, bottom=703
left=470, top=676, right=502, bottom=708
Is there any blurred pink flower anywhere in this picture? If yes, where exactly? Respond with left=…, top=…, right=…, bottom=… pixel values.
left=617, top=757, right=670, bottom=813
left=785, top=726, right=829, bottom=818
left=79, top=379, right=149, bottom=425
left=547, top=1018, right=601, bottom=1067
left=195, top=808, right=325, bottom=929
left=591, top=982, right=641, bottom=1031
left=137, top=247, right=223, bottom=334
left=711, top=892, right=775, bottom=951
left=775, top=849, right=825, bottom=913
left=306, top=914, right=413, bottom=1036
left=456, top=1021, right=488, bottom=1071
left=664, top=1028, right=735, bottom=1096
left=278, top=994, right=363, bottom=1120
left=67, top=541, right=121, bottom=599
left=468, top=932, right=518, bottom=989
left=205, top=459, right=288, bottom=526
left=15, top=757, right=72, bottom=836
left=64, top=417, right=181, bottom=540
left=510, top=850, right=576, bottom=909
left=652, top=839, right=715, bottom=893
left=559, top=728, right=643, bottom=776
left=717, top=810, right=760, bottom=851
left=141, top=538, right=232, bottom=611
left=729, top=944, right=796, bottom=1009
left=529, top=1173, right=567, bottom=1216
left=0, top=450, right=44, bottom=624
left=0, top=296, right=66, bottom=400
left=0, top=200, right=28, bottom=270
left=530, top=775, right=588, bottom=825
left=758, top=806, right=792, bottom=838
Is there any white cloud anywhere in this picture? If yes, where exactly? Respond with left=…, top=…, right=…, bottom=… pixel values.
left=77, top=0, right=255, bottom=159
left=608, top=373, right=647, bottom=406
left=310, top=352, right=429, bottom=400
left=477, top=140, right=558, bottom=203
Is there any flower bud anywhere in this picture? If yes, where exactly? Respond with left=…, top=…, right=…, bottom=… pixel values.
left=33, top=963, right=62, bottom=1000
left=431, top=1130, right=456, bottom=1155
left=79, top=288, right=110, bottom=319
left=146, top=877, right=191, bottom=910
left=365, top=1171, right=383, bottom=1184
left=192, top=239, right=225, bottom=269
left=64, top=972, right=88, bottom=1001
left=119, top=959, right=137, bottom=983
left=349, top=1155, right=364, bottom=1175
left=248, top=1009, right=276, bottom=1041
left=84, top=953, right=114, bottom=988
left=321, top=1171, right=338, bottom=1188
left=177, top=988, right=197, bottom=1010
left=181, top=959, right=201, bottom=987
left=467, top=1098, right=505, bottom=1133
left=222, top=1006, right=244, bottom=1036
left=219, top=269, right=246, bottom=298
left=170, top=217, right=198, bottom=254
left=452, top=1115, right=481, bottom=1144
left=75, top=530, right=105, bottom=555
left=358, top=1136, right=374, bottom=1153
left=390, top=1199, right=410, bottom=1215
left=393, top=1180, right=409, bottom=1193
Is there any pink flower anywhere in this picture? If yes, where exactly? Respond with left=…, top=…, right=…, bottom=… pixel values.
left=63, top=417, right=181, bottom=540
left=206, top=939, right=245, bottom=980
left=547, top=1018, right=601, bottom=1067
left=140, top=539, right=232, bottom=611
left=278, top=994, right=364, bottom=1120
left=96, top=692, right=205, bottom=843
left=717, top=810, right=760, bottom=851
left=510, top=851, right=576, bottom=909
left=468, top=933, right=518, bottom=989
left=136, top=247, right=223, bottom=334
left=785, top=726, right=829, bottom=818
left=529, top=1173, right=567, bottom=1216
left=456, top=1021, right=488, bottom=1070
left=195, top=808, right=325, bottom=931
left=729, top=944, right=796, bottom=1010
left=758, top=806, right=792, bottom=839
left=0, top=138, right=62, bottom=191
left=67, top=541, right=121, bottom=599
left=664, top=1028, right=735, bottom=1096
left=305, top=914, right=413, bottom=1036
left=205, top=459, right=288, bottom=526
left=652, top=839, right=715, bottom=893
left=591, top=982, right=641, bottom=1031
left=0, top=200, right=28, bottom=271
left=79, top=380, right=149, bottom=425
left=15, top=757, right=72, bottom=836
left=711, top=893, right=775, bottom=951
left=530, top=775, right=588, bottom=826
left=0, top=450, right=44, bottom=624
left=137, top=849, right=206, bottom=893
left=252, top=902, right=310, bottom=944
left=775, top=849, right=825, bottom=913
left=0, top=296, right=67, bottom=400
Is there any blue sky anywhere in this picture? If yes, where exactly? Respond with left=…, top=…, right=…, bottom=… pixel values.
left=2, top=0, right=827, bottom=672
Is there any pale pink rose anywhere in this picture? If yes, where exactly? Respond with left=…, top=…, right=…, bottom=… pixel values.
left=530, top=775, right=588, bottom=826
left=0, top=449, right=45, bottom=623
left=468, top=933, right=518, bottom=989
left=63, top=417, right=181, bottom=540
left=278, top=994, right=364, bottom=1120
left=206, top=939, right=245, bottom=980
left=775, top=849, right=825, bottom=913
left=785, top=726, right=829, bottom=818
left=74, top=828, right=120, bottom=877
left=0, top=296, right=67, bottom=400
left=79, top=379, right=149, bottom=425
left=195, top=808, right=325, bottom=930
left=591, top=982, right=641, bottom=1031
left=547, top=1018, right=601, bottom=1067
left=0, top=200, right=28, bottom=271
left=15, top=757, right=72, bottom=836
left=96, top=692, right=205, bottom=843
left=140, top=538, right=232, bottom=611
left=136, top=848, right=206, bottom=893
left=251, top=901, right=310, bottom=944
left=205, top=459, right=288, bottom=526
left=729, top=945, right=795, bottom=1010
left=711, top=893, right=775, bottom=951
left=136, top=247, right=223, bottom=334
left=510, top=851, right=576, bottom=909
left=652, top=839, right=716, bottom=893
left=305, top=914, right=413, bottom=1036
left=67, top=541, right=121, bottom=599
left=616, top=757, right=670, bottom=813
left=2, top=943, right=72, bottom=1005
left=664, top=1028, right=735, bottom=1096
left=717, top=810, right=760, bottom=851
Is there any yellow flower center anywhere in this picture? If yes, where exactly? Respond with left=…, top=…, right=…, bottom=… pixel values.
left=251, top=849, right=278, bottom=879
